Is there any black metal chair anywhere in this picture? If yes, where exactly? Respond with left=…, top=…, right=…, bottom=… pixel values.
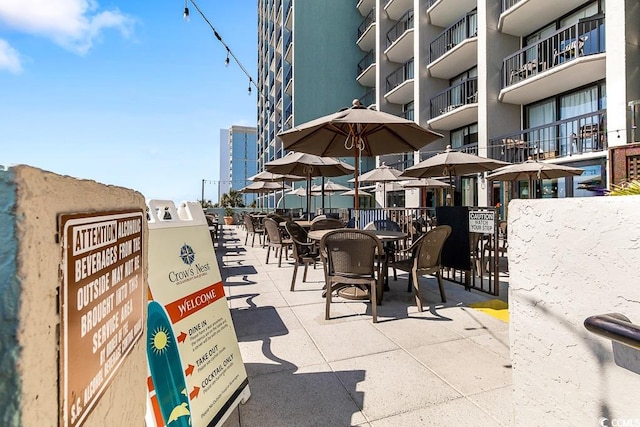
left=243, top=214, right=265, bottom=247
left=285, top=221, right=320, bottom=291
left=263, top=218, right=292, bottom=267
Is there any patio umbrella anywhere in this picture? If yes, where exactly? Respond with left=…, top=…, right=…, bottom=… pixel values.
left=400, top=178, right=451, bottom=207
left=349, top=162, right=405, bottom=208
left=400, top=145, right=510, bottom=202
left=310, top=179, right=351, bottom=210
left=249, top=170, right=305, bottom=209
left=285, top=186, right=308, bottom=210
left=341, top=188, right=373, bottom=197
left=486, top=158, right=583, bottom=199
left=277, top=99, right=443, bottom=225
left=265, top=152, right=355, bottom=219
left=240, top=181, right=291, bottom=194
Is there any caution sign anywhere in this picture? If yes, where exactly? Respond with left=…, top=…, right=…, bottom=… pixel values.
left=60, top=210, right=145, bottom=427
left=469, top=210, right=496, bottom=234
left=146, top=201, right=249, bottom=427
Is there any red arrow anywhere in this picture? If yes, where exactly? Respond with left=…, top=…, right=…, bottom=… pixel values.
left=184, top=364, right=194, bottom=376
left=189, top=386, right=200, bottom=400
left=177, top=332, right=187, bottom=343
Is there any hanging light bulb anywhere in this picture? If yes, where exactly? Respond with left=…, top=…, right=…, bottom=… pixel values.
left=225, top=50, right=230, bottom=67
left=183, top=1, right=190, bottom=22
left=248, top=79, right=252, bottom=95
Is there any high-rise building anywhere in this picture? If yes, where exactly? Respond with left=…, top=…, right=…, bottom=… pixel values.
left=258, top=0, right=639, bottom=211
left=355, top=0, right=639, bottom=208
left=219, top=126, right=258, bottom=206
left=257, top=0, right=371, bottom=210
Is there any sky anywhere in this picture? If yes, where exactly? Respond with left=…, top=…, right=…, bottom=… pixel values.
left=0, top=0, right=258, bottom=203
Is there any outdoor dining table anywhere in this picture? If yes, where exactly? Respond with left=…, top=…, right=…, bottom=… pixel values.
left=279, top=219, right=313, bottom=229
left=307, top=229, right=407, bottom=302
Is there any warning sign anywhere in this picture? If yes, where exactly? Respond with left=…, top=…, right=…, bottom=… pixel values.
left=60, top=210, right=145, bottom=427
left=469, top=210, right=496, bottom=234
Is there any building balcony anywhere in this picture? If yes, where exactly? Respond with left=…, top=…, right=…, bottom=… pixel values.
left=384, top=0, right=412, bottom=21
left=284, top=68, right=292, bottom=95
left=359, top=88, right=376, bottom=108
left=357, top=0, right=375, bottom=16
left=499, top=0, right=587, bottom=37
left=428, top=10, right=478, bottom=79
left=285, top=1, right=292, bottom=30
left=357, top=50, right=376, bottom=87
left=384, top=10, right=414, bottom=64
left=500, top=17, right=605, bottom=105
left=427, top=78, right=478, bottom=131
left=427, top=0, right=477, bottom=28
left=385, top=59, right=414, bottom=104
left=488, top=111, right=607, bottom=163
left=357, top=8, right=376, bottom=52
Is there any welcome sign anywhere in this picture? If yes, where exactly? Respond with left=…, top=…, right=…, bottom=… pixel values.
left=145, top=201, right=249, bottom=427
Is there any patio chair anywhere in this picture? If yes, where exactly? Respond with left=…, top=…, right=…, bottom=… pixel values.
left=309, top=218, right=344, bottom=231
left=263, top=218, right=293, bottom=267
left=394, top=225, right=452, bottom=312
left=368, top=219, right=402, bottom=283
left=243, top=214, right=265, bottom=247
left=320, top=229, right=383, bottom=323
left=285, top=221, right=320, bottom=291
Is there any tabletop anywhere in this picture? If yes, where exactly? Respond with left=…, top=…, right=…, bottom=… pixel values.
left=280, top=220, right=313, bottom=229
left=307, top=229, right=406, bottom=242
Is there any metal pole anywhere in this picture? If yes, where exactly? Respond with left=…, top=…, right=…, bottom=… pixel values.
left=201, top=179, right=205, bottom=203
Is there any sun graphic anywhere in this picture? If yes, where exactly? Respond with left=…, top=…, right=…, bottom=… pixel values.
left=150, top=326, right=171, bottom=354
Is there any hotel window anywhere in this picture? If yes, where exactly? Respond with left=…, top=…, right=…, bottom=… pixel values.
left=451, top=123, right=478, bottom=150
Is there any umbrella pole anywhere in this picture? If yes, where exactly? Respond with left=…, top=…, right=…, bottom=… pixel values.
left=306, top=173, right=312, bottom=220
left=282, top=178, right=286, bottom=211
left=354, top=147, right=360, bottom=228
left=321, top=177, right=325, bottom=213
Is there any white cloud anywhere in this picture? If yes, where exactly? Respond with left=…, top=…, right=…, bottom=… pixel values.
left=0, top=39, right=22, bottom=73
left=0, top=0, right=134, bottom=55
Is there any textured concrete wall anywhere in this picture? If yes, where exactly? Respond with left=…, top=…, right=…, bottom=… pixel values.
left=509, top=196, right=640, bottom=424
left=0, top=165, right=147, bottom=426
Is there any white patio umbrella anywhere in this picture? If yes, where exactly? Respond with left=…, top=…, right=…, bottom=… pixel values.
left=310, top=179, right=351, bottom=210
left=349, top=162, right=405, bottom=208
left=249, top=170, right=305, bottom=209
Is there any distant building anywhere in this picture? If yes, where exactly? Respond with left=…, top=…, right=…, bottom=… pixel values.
left=219, top=126, right=258, bottom=206
left=256, top=0, right=367, bottom=209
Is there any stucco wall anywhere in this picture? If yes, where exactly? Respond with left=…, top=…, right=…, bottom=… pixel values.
left=0, top=165, right=147, bottom=426
left=509, top=196, right=640, bottom=424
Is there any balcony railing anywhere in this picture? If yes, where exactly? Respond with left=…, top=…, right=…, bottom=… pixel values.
left=284, top=102, right=292, bottom=120
left=386, top=59, right=414, bottom=93
left=502, top=0, right=520, bottom=12
left=386, top=10, right=414, bottom=49
left=425, top=0, right=437, bottom=8
left=284, top=67, right=292, bottom=84
left=503, top=16, right=605, bottom=87
left=359, top=88, right=376, bottom=107
left=358, top=8, right=376, bottom=39
left=429, top=77, right=478, bottom=119
left=399, top=108, right=414, bottom=121
left=488, top=111, right=607, bottom=163
left=358, top=50, right=376, bottom=75
left=430, top=10, right=478, bottom=63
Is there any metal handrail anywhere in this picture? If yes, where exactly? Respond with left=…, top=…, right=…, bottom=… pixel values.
left=429, top=78, right=478, bottom=119
left=386, top=10, right=414, bottom=49
left=358, top=50, right=376, bottom=75
left=386, top=58, right=414, bottom=93
left=584, top=313, right=640, bottom=350
left=488, top=110, right=607, bottom=162
left=358, top=8, right=376, bottom=39
left=430, top=9, right=477, bottom=63
left=502, top=16, right=605, bottom=88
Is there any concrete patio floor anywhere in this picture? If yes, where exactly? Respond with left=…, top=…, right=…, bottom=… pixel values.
left=217, top=225, right=512, bottom=426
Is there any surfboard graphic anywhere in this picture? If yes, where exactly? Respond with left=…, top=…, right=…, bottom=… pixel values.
left=147, top=301, right=191, bottom=426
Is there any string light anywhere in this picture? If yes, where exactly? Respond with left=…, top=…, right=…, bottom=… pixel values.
left=224, top=48, right=230, bottom=67
left=183, top=0, right=189, bottom=22
left=184, top=0, right=259, bottom=94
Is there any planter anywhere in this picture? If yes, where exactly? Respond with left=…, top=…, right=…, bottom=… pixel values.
left=223, top=216, right=234, bottom=225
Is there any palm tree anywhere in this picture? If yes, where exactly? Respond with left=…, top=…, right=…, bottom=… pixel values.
left=220, top=189, right=245, bottom=208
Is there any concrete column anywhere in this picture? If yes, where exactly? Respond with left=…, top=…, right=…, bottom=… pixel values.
left=0, top=165, right=147, bottom=426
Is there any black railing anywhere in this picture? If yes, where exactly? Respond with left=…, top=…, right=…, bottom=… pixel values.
left=284, top=67, right=292, bottom=85
left=359, top=88, right=376, bottom=108
left=358, top=8, right=376, bottom=39
left=284, top=102, right=292, bottom=120
left=358, top=50, right=376, bottom=76
left=386, top=59, right=414, bottom=93
left=284, top=0, right=292, bottom=25
left=425, top=0, right=437, bottom=9
left=488, top=111, right=607, bottom=163
left=501, top=0, right=520, bottom=12
left=430, top=10, right=477, bottom=62
left=430, top=78, right=478, bottom=119
left=585, top=313, right=640, bottom=350
left=386, top=10, right=414, bottom=49
left=400, top=108, right=414, bottom=121
left=503, top=16, right=605, bottom=87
